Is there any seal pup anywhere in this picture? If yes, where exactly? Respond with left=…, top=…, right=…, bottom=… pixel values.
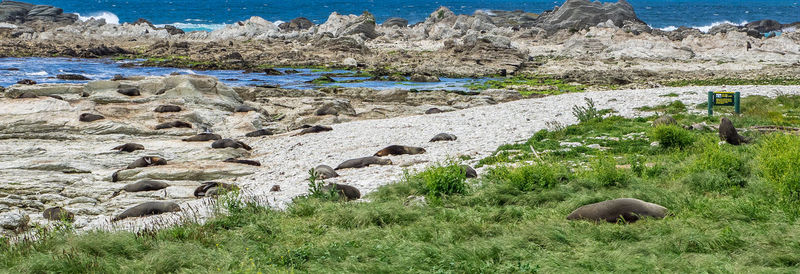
left=112, top=201, right=181, bottom=221
left=245, top=129, right=273, bottom=137
left=122, top=180, right=169, bottom=192
left=294, top=125, right=332, bottom=136
left=182, top=133, right=222, bottom=142
left=719, top=117, right=750, bottom=145
left=79, top=113, right=105, bottom=122
left=212, top=139, right=252, bottom=150
left=116, top=87, right=140, bottom=96
left=155, top=121, right=192, bottom=129
left=566, top=198, right=668, bottom=223
left=322, top=183, right=361, bottom=201
left=223, top=158, right=261, bottom=166
left=154, top=105, right=182, bottom=113
left=194, top=182, right=238, bottom=198
left=374, top=145, right=426, bottom=157
left=126, top=156, right=167, bottom=169
left=43, top=207, right=75, bottom=222
left=430, top=133, right=457, bottom=142
left=112, top=143, right=144, bottom=153
left=234, top=105, right=257, bottom=112
left=312, top=165, right=338, bottom=179
left=461, top=165, right=477, bottom=178
left=335, top=156, right=392, bottom=170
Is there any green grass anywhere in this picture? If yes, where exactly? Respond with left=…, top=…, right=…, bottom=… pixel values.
left=3, top=96, right=800, bottom=272
left=467, top=75, right=586, bottom=96
left=665, top=78, right=800, bottom=87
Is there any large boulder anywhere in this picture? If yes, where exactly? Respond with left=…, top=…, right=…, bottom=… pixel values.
left=279, top=17, right=314, bottom=31
left=0, top=210, right=29, bottom=232
left=317, top=11, right=379, bottom=39
left=535, top=0, right=644, bottom=34
left=0, top=1, right=78, bottom=24
left=382, top=17, right=408, bottom=28
left=745, top=19, right=783, bottom=33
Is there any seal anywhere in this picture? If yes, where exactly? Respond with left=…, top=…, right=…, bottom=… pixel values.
left=223, top=158, right=261, bottom=166
left=461, top=165, right=477, bottom=178
left=112, top=143, right=144, bottom=153
left=234, top=105, right=257, bottom=112
left=112, top=201, right=181, bottom=221
left=16, top=79, right=36, bottom=85
left=430, top=133, right=457, bottom=142
left=182, top=133, right=222, bottom=142
left=294, top=125, right=332, bottom=136
left=719, top=117, right=750, bottom=145
left=425, top=108, right=444, bottom=114
left=155, top=121, right=193, bottom=129
left=126, top=156, right=168, bottom=169
left=374, top=145, right=426, bottom=157
left=270, top=185, right=281, bottom=192
left=194, top=182, right=238, bottom=198
left=16, top=92, right=38, bottom=98
left=79, top=113, right=105, bottom=122
left=154, top=105, right=182, bottom=113
left=43, top=207, right=75, bottom=222
left=123, top=180, right=169, bottom=192
left=212, top=139, right=252, bottom=150
left=245, top=129, right=273, bottom=137
left=335, top=156, right=392, bottom=170
left=566, top=198, right=668, bottom=223
left=322, top=183, right=361, bottom=201
left=312, top=165, right=338, bottom=179
left=116, top=87, right=140, bottom=96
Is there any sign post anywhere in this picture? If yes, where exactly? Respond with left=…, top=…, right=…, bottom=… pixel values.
left=708, top=91, right=741, bottom=116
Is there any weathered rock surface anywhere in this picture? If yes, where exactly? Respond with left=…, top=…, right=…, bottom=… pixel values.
left=535, top=0, right=644, bottom=34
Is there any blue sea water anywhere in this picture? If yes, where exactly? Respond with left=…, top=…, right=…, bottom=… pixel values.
left=19, top=0, right=800, bottom=31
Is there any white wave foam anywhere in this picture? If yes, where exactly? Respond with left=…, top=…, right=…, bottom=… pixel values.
left=155, top=23, right=226, bottom=32
left=657, top=20, right=749, bottom=33
left=26, top=71, right=48, bottom=76
left=273, top=20, right=285, bottom=27
left=77, top=11, right=120, bottom=25
left=474, top=9, right=496, bottom=16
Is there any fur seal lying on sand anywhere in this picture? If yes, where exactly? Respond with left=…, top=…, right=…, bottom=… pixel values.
left=425, top=108, right=444, bottom=114
left=154, top=105, right=182, bottom=113
left=113, top=201, right=181, bottom=221
left=245, top=129, right=273, bottom=137
left=182, top=133, right=221, bottom=142
left=234, top=105, right=257, bottom=112
left=294, top=125, right=332, bottom=136
left=116, top=87, right=140, bottom=96
left=43, top=207, right=74, bottom=221
left=567, top=198, right=668, bottom=223
left=212, top=139, right=252, bottom=150
left=374, top=145, right=427, bottom=157
left=123, top=180, right=169, bottom=192
left=322, top=183, right=361, bottom=201
left=430, top=133, right=457, bottom=142
left=719, top=117, right=750, bottom=145
left=223, top=158, right=261, bottom=166
left=112, top=143, right=144, bottom=152
left=335, top=156, right=392, bottom=170
left=127, top=156, right=167, bottom=169
left=155, top=121, right=192, bottom=129
left=461, top=165, right=477, bottom=178
left=194, top=182, right=238, bottom=197
left=312, top=165, right=339, bottom=179
left=79, top=113, right=105, bottom=122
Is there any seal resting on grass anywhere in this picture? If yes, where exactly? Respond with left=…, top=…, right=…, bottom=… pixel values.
left=112, top=143, right=144, bottom=152
left=43, top=207, right=74, bottom=221
left=322, top=183, right=361, bottom=201
left=182, top=133, right=221, bottom=142
left=719, top=117, right=750, bottom=145
left=212, top=139, right=252, bottom=150
left=567, top=198, right=668, bottom=223
left=335, top=156, right=392, bottom=170
left=312, top=165, right=338, bottom=179
left=461, top=165, right=477, bottom=178
left=374, top=145, right=426, bottom=157
left=430, top=133, right=457, bottom=142
left=112, top=201, right=181, bottom=221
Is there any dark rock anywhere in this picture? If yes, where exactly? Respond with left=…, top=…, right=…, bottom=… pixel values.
left=383, top=17, right=408, bottom=28
left=234, top=105, right=257, bottom=112
left=409, top=74, right=440, bottom=82
left=162, top=25, right=184, bottom=35
left=116, top=87, right=140, bottom=96
left=223, top=158, right=261, bottom=166
left=154, top=105, right=182, bottom=112
left=245, top=129, right=274, bottom=137
left=132, top=18, right=155, bottom=28
left=0, top=1, right=78, bottom=24
left=279, top=17, right=314, bottom=31
left=42, top=207, right=74, bottom=222
left=534, top=0, right=644, bottom=34
left=87, top=44, right=130, bottom=56
left=211, top=139, right=252, bottom=150
left=270, top=185, right=281, bottom=192
left=154, top=121, right=192, bottom=129
left=16, top=79, right=36, bottom=85
left=746, top=19, right=783, bottom=33
left=79, top=113, right=104, bottom=122
left=57, top=74, right=90, bottom=81
left=307, top=75, right=336, bottom=84
left=652, top=115, right=677, bottom=127
left=15, top=92, right=37, bottom=98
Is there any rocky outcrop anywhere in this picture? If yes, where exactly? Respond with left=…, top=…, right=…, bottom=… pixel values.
left=382, top=17, right=408, bottom=28
left=279, top=17, right=314, bottom=31
left=317, top=11, right=379, bottom=39
left=535, top=0, right=643, bottom=33
left=0, top=1, right=77, bottom=25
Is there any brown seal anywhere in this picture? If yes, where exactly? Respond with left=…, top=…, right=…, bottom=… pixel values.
left=43, top=207, right=75, bottom=222
left=194, top=182, right=238, bottom=198
left=374, top=145, right=427, bottom=157
left=425, top=108, right=444, bottom=114
left=719, top=117, right=750, bottom=145
left=223, top=158, right=261, bottom=166
left=294, top=125, right=332, bottom=136
left=112, top=201, right=181, bottom=221
left=234, top=105, right=257, bottom=112
left=112, top=143, right=144, bottom=152
left=116, top=87, right=140, bottom=96
left=461, top=165, right=477, bottom=178
left=430, top=133, right=457, bottom=142
left=566, top=198, right=668, bottom=223
left=245, top=129, right=273, bottom=137
left=79, top=113, right=105, bottom=122
left=126, top=156, right=167, bottom=169
left=270, top=185, right=281, bottom=192
left=154, top=105, right=182, bottom=113
left=312, top=165, right=339, bottom=179
left=182, top=133, right=222, bottom=142
left=335, top=156, right=392, bottom=170
left=322, top=183, right=362, bottom=201
left=122, top=180, right=169, bottom=192
left=155, top=121, right=192, bottom=129
left=212, top=139, right=252, bottom=150
left=16, top=79, right=36, bottom=85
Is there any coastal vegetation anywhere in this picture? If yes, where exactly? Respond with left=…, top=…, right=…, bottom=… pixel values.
left=2, top=95, right=799, bottom=272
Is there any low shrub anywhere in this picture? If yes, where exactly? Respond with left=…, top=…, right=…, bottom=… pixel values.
left=584, top=154, right=630, bottom=188
left=407, top=162, right=468, bottom=197
left=757, top=133, right=800, bottom=210
left=651, top=125, right=694, bottom=149
left=487, top=162, right=563, bottom=192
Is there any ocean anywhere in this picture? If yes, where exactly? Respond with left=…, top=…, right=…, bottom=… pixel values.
left=17, top=0, right=800, bottom=31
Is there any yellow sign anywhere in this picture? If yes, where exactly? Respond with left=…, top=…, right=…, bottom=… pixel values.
left=714, top=92, right=735, bottom=106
